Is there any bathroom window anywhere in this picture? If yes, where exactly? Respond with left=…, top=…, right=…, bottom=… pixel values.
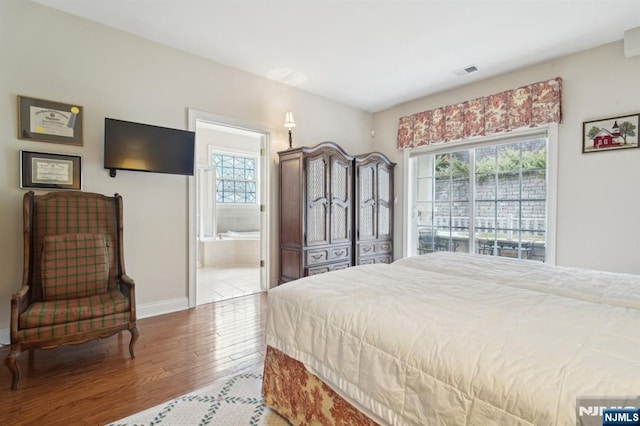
left=211, top=153, right=257, bottom=204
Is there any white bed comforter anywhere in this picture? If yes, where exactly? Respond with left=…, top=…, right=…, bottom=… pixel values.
left=265, top=252, right=640, bottom=425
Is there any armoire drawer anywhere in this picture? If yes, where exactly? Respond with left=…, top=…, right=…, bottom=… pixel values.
left=306, top=245, right=350, bottom=266
left=358, top=242, right=376, bottom=257
left=358, top=241, right=392, bottom=256
left=306, top=260, right=351, bottom=276
left=375, top=241, right=392, bottom=254
left=328, top=246, right=350, bottom=261
left=358, top=254, right=392, bottom=265
left=306, top=249, right=328, bottom=265
left=375, top=254, right=392, bottom=264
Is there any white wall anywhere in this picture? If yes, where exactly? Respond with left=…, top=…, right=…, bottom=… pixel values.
left=0, top=0, right=373, bottom=332
left=373, top=41, right=640, bottom=274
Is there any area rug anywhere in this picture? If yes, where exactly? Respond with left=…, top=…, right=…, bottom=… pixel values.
left=108, top=368, right=288, bottom=425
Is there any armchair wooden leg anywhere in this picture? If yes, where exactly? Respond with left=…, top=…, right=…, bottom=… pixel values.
left=128, top=326, right=139, bottom=359
left=5, top=349, right=21, bottom=390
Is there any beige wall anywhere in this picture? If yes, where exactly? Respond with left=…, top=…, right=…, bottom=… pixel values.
left=373, top=40, right=640, bottom=274
left=0, top=1, right=373, bottom=332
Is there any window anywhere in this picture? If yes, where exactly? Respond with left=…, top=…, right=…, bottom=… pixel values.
left=408, top=131, right=552, bottom=262
left=211, top=153, right=257, bottom=204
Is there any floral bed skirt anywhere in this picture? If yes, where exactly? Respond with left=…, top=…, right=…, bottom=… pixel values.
left=262, top=346, right=379, bottom=426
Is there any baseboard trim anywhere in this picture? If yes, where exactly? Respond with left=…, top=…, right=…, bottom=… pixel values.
left=136, top=297, right=190, bottom=319
left=0, top=297, right=190, bottom=346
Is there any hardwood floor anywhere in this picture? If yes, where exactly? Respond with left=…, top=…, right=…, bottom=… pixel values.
left=0, top=292, right=267, bottom=425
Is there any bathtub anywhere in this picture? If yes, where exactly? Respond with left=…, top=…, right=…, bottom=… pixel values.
left=218, top=230, right=260, bottom=240
left=198, top=231, right=260, bottom=267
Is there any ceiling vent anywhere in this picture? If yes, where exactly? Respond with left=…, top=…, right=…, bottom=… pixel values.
left=453, top=65, right=479, bottom=77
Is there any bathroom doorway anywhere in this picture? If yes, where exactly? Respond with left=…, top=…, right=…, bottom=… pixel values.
left=188, top=111, right=269, bottom=306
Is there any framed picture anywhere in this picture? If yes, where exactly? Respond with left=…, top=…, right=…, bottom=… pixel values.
left=582, top=113, right=639, bottom=153
left=20, top=150, right=82, bottom=190
left=17, top=95, right=83, bottom=146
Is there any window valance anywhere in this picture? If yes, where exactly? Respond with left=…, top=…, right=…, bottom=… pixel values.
left=397, top=77, right=562, bottom=149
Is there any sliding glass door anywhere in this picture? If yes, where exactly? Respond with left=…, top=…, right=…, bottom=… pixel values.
left=408, top=133, right=549, bottom=262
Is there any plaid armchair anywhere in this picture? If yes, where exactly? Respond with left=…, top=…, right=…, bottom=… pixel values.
left=5, top=191, right=138, bottom=390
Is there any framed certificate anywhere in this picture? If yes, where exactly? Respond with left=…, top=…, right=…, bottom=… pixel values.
left=20, top=150, right=82, bottom=190
left=18, top=96, right=83, bottom=146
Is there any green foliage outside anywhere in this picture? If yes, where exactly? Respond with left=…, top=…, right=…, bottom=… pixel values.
left=435, top=147, right=546, bottom=178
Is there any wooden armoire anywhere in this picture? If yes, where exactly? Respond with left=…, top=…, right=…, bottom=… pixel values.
left=354, top=152, right=395, bottom=265
left=278, top=142, right=395, bottom=283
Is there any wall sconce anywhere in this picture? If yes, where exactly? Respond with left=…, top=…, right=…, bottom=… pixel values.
left=284, top=111, right=296, bottom=149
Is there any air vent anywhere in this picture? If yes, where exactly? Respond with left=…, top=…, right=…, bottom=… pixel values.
left=453, top=65, right=479, bottom=77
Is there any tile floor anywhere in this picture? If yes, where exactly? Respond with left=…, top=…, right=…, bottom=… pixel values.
left=196, top=265, right=262, bottom=305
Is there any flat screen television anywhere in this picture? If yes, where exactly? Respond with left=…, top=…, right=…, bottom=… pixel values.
left=104, top=118, right=195, bottom=176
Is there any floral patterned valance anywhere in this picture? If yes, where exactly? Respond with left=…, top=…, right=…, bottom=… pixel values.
left=397, top=77, right=562, bottom=149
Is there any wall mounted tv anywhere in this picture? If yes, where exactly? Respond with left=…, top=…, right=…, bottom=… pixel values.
left=104, top=118, right=195, bottom=177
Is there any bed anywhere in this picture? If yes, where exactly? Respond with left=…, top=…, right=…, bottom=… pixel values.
left=262, top=252, right=640, bottom=425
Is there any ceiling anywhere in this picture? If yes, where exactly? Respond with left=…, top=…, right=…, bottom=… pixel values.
left=32, top=0, right=640, bottom=113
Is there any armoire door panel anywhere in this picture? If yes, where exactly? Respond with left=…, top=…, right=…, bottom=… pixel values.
left=331, top=161, right=349, bottom=203
left=329, top=156, right=352, bottom=245
left=378, top=165, right=392, bottom=239
left=358, top=163, right=376, bottom=240
left=331, top=203, right=349, bottom=242
left=306, top=204, right=328, bottom=245
left=378, top=167, right=391, bottom=203
left=305, top=155, right=330, bottom=246
left=378, top=205, right=390, bottom=238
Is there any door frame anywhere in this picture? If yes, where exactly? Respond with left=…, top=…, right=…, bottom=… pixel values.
left=187, top=108, right=272, bottom=307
